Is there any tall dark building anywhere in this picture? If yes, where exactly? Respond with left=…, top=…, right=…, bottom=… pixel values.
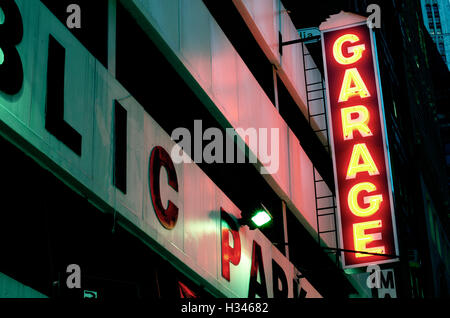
left=283, top=0, right=450, bottom=298
left=0, top=0, right=448, bottom=301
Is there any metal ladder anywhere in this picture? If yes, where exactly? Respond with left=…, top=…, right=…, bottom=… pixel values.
left=301, top=42, right=340, bottom=265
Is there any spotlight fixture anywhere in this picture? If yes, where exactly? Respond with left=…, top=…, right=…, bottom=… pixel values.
left=239, top=204, right=273, bottom=229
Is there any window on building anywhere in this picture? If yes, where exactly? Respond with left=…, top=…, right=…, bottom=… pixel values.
left=432, top=4, right=440, bottom=18
left=426, top=4, right=433, bottom=21
left=436, top=22, right=442, bottom=34
left=429, top=22, right=435, bottom=33
left=445, top=143, right=450, bottom=155
left=432, top=4, right=442, bottom=34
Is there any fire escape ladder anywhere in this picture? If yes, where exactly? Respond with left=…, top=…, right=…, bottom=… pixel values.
left=301, top=42, right=340, bottom=265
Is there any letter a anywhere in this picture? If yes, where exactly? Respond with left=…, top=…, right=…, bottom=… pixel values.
left=346, top=143, right=380, bottom=179
left=367, top=4, right=381, bottom=29
left=66, top=4, right=81, bottom=29
left=366, top=265, right=381, bottom=288
left=338, top=68, right=371, bottom=102
left=66, top=264, right=81, bottom=289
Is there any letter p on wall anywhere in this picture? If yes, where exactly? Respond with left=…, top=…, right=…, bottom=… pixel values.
left=220, top=208, right=241, bottom=282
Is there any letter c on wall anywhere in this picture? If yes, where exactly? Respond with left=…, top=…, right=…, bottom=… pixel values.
left=149, top=146, right=179, bottom=230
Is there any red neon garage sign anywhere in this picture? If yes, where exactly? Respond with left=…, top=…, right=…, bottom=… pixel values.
left=321, top=22, right=399, bottom=268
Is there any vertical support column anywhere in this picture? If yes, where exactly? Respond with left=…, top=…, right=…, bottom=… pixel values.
left=282, top=201, right=289, bottom=259
left=108, top=0, right=117, bottom=76
left=273, top=65, right=279, bottom=111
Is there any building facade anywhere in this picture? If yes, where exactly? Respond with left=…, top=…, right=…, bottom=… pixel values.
left=283, top=0, right=450, bottom=298
left=420, top=0, right=450, bottom=69
left=0, top=0, right=448, bottom=299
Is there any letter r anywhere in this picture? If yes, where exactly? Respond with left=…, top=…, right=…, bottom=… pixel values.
left=341, top=105, right=372, bottom=140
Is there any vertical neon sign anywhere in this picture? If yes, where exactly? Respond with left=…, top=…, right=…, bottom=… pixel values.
left=320, top=16, right=399, bottom=268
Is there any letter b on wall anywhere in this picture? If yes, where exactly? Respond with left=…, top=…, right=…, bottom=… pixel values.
left=0, top=0, right=24, bottom=95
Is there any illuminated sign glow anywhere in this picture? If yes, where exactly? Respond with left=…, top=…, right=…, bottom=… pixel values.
left=338, top=68, right=371, bottom=102
left=321, top=22, right=399, bottom=268
left=341, top=106, right=372, bottom=140
left=346, top=143, right=380, bottom=179
left=251, top=210, right=272, bottom=227
left=332, top=33, right=366, bottom=65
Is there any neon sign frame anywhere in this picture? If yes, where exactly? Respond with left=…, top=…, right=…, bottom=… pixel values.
left=321, top=21, right=399, bottom=268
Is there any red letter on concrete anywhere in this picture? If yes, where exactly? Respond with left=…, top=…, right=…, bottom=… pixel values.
left=221, top=208, right=241, bottom=281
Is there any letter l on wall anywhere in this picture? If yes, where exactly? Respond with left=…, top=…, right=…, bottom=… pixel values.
left=45, top=35, right=82, bottom=156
